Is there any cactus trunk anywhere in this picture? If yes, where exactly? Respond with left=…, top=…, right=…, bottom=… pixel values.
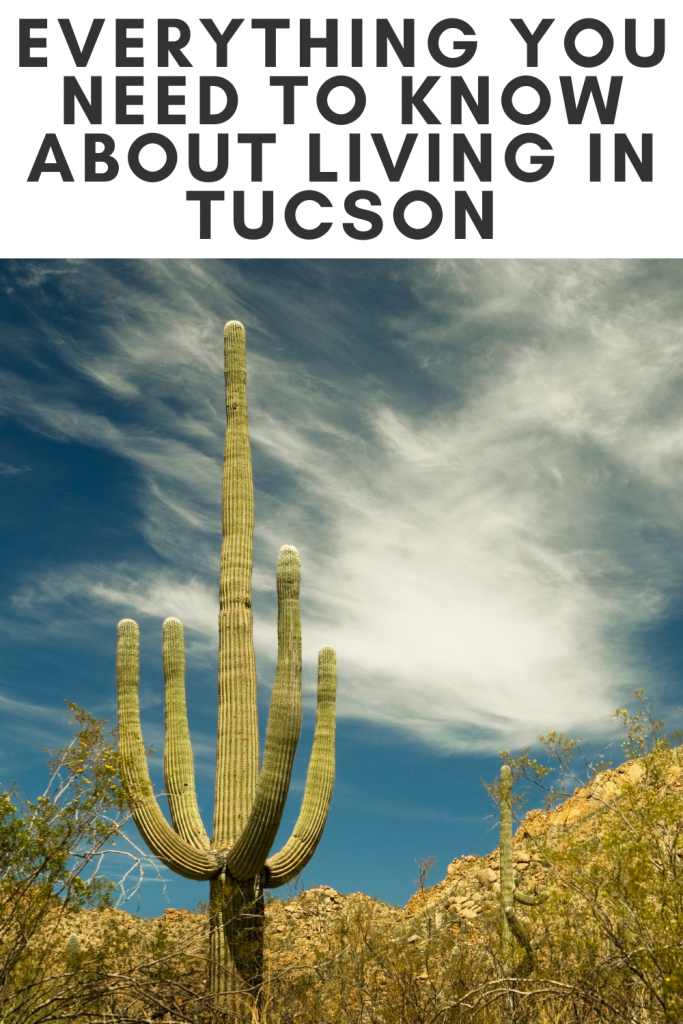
left=116, top=320, right=337, bottom=1018
left=215, top=320, right=258, bottom=850
left=499, top=765, right=515, bottom=972
left=209, top=874, right=264, bottom=1011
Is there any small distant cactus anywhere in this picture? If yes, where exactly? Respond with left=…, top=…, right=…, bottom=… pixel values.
left=499, top=764, right=547, bottom=972
left=116, top=321, right=337, bottom=1013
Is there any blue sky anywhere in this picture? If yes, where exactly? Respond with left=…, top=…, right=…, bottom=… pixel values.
left=2, top=258, right=683, bottom=915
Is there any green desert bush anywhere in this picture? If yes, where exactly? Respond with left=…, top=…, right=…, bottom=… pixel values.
left=488, top=692, right=683, bottom=1023
left=0, top=704, right=132, bottom=1023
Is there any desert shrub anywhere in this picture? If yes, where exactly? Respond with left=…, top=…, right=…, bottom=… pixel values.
left=490, top=692, right=683, bottom=1023
left=0, top=704, right=133, bottom=1022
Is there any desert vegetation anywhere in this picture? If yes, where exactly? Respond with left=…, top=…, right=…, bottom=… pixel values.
left=2, top=693, right=682, bottom=1023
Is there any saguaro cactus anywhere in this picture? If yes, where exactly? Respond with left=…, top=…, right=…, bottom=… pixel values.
left=499, top=764, right=547, bottom=973
left=116, top=321, right=337, bottom=1012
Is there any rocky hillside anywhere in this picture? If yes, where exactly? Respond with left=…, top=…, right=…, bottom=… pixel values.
left=269, top=754, right=654, bottom=943
left=59, top=753, right=659, bottom=961
left=35, top=748, right=682, bottom=1024
left=404, top=754, right=653, bottom=922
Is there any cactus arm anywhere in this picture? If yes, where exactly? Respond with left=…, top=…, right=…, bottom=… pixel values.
left=227, top=546, right=303, bottom=879
left=514, top=889, right=548, bottom=907
left=264, top=646, right=337, bottom=888
left=214, top=320, right=260, bottom=850
left=162, top=617, right=210, bottom=850
left=117, top=619, right=218, bottom=880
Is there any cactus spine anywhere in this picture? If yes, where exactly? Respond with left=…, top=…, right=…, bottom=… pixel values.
left=116, top=321, right=337, bottom=1013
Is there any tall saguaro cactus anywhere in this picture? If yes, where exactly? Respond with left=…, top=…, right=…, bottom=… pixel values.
left=116, top=321, right=337, bottom=1012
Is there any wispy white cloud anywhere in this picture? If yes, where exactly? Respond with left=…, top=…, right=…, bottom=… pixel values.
left=13, top=565, right=219, bottom=642
left=0, top=692, right=62, bottom=721
left=4, top=259, right=683, bottom=753
left=0, top=692, right=76, bottom=775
